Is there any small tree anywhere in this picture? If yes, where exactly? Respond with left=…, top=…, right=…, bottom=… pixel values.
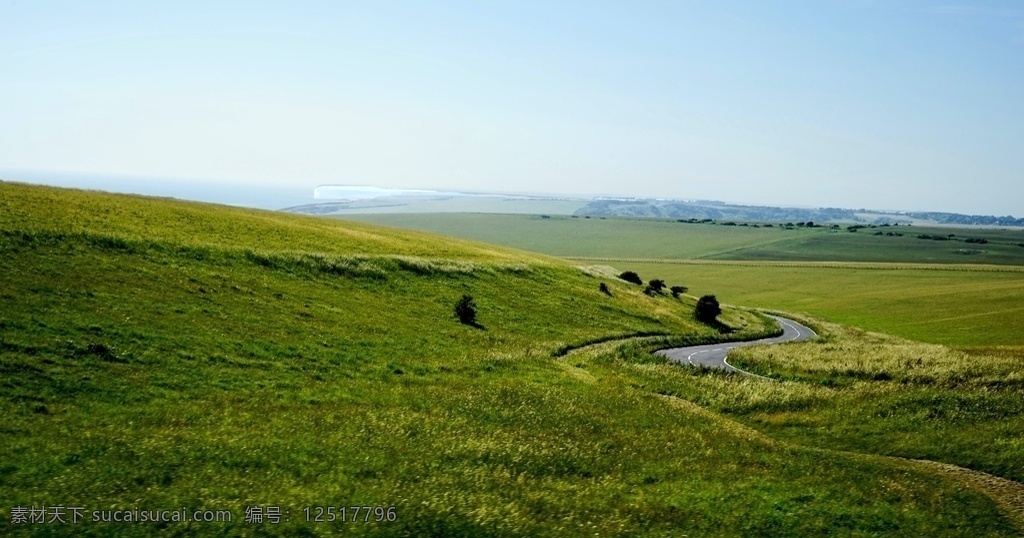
left=599, top=282, right=612, bottom=296
left=454, top=294, right=477, bottom=325
left=694, top=295, right=721, bottom=323
left=670, top=285, right=688, bottom=298
left=619, top=271, right=643, bottom=285
left=648, top=279, right=666, bottom=292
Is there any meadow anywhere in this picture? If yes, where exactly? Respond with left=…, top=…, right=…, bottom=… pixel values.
left=623, top=261, right=1024, bottom=347
left=345, top=213, right=785, bottom=260
left=342, top=209, right=1024, bottom=530
left=8, top=182, right=1019, bottom=534
left=349, top=213, right=1024, bottom=266
left=351, top=213, right=1024, bottom=348
left=573, top=321, right=1024, bottom=526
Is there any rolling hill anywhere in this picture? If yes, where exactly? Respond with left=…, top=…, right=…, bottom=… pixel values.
left=0, top=181, right=1018, bottom=535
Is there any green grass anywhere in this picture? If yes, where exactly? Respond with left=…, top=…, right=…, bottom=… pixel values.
left=346, top=213, right=1024, bottom=348
left=294, top=197, right=587, bottom=215
left=0, top=182, right=550, bottom=263
left=343, top=213, right=1024, bottom=266
left=596, top=317, right=1024, bottom=484
left=2, top=182, right=1020, bottom=535
left=344, top=213, right=786, bottom=260
left=709, top=225, right=1024, bottom=265
left=622, top=261, right=1024, bottom=347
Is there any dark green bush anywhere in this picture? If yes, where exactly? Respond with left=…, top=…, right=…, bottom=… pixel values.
left=454, top=294, right=478, bottom=325
left=619, top=271, right=643, bottom=285
left=695, top=295, right=721, bottom=323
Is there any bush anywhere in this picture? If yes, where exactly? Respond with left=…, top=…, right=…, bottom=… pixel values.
left=670, top=285, right=688, bottom=298
left=619, top=271, right=643, bottom=285
left=454, top=294, right=478, bottom=325
left=694, top=295, right=721, bottom=323
left=599, top=282, right=612, bottom=296
left=643, top=279, right=666, bottom=296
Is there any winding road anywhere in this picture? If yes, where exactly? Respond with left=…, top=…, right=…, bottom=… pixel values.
left=656, top=315, right=816, bottom=376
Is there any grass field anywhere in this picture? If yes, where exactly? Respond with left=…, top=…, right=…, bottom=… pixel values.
left=10, top=182, right=1022, bottom=534
left=348, top=213, right=1024, bottom=266
left=621, top=261, right=1024, bottom=347
left=290, top=197, right=587, bottom=215
left=709, top=226, right=1024, bottom=265
left=344, top=213, right=787, bottom=260
left=579, top=317, right=1024, bottom=499
left=335, top=210, right=1024, bottom=522
left=349, top=213, right=1024, bottom=348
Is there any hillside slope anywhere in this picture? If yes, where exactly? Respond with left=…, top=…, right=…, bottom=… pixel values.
left=0, top=182, right=1017, bottom=535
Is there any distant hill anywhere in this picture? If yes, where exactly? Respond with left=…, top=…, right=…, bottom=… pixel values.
left=285, top=186, right=1023, bottom=227
left=577, top=199, right=858, bottom=223
left=575, top=198, right=1024, bottom=227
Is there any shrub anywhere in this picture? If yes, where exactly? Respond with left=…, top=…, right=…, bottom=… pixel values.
left=694, top=295, right=721, bottom=323
left=454, top=295, right=478, bottom=325
left=619, top=271, right=643, bottom=285
left=647, top=279, right=666, bottom=292
left=599, top=282, right=612, bottom=296
left=670, top=285, right=688, bottom=298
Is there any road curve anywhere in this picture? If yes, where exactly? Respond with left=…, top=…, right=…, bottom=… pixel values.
left=655, top=315, right=816, bottom=376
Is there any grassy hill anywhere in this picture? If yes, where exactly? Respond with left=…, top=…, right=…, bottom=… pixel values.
left=1, top=182, right=1020, bottom=535
left=346, top=213, right=1024, bottom=348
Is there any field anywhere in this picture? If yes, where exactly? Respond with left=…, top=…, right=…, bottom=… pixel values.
left=584, top=319, right=1024, bottom=511
left=349, top=213, right=1024, bottom=347
left=340, top=210, right=1024, bottom=531
left=622, top=261, right=1024, bottom=347
left=348, top=213, right=1024, bottom=266
left=344, top=213, right=784, bottom=260
left=9, top=182, right=1022, bottom=535
left=287, top=197, right=587, bottom=215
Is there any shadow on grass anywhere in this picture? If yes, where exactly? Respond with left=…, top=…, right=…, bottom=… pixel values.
left=698, top=318, right=735, bottom=334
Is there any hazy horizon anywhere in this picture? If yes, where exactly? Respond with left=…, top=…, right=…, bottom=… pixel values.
left=2, top=1, right=1022, bottom=216
left=5, top=167, right=1023, bottom=218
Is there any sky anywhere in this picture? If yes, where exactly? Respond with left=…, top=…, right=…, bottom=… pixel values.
left=1, top=1, right=1022, bottom=214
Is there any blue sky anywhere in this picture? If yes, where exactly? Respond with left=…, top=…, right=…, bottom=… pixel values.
left=2, top=1, right=1022, bottom=214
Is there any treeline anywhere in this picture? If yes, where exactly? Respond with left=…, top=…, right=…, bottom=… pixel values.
left=576, top=200, right=1024, bottom=228
left=901, top=212, right=1024, bottom=227
left=577, top=200, right=858, bottom=223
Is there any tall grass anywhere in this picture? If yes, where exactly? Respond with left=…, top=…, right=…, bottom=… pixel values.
left=1, top=182, right=1020, bottom=535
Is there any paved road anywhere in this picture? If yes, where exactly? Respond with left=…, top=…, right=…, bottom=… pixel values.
left=655, top=315, right=816, bottom=375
